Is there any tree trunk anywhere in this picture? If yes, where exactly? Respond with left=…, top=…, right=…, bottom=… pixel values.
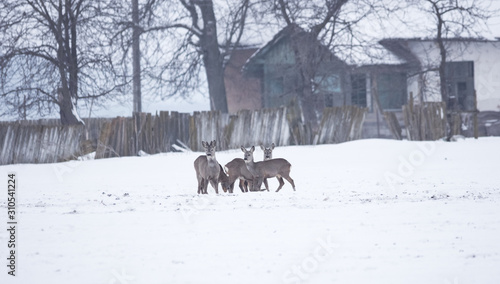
left=132, top=0, right=142, bottom=113
left=290, top=32, right=321, bottom=132
left=434, top=6, right=448, bottom=105
left=65, top=0, right=79, bottom=101
left=197, top=0, right=228, bottom=113
left=58, top=88, right=83, bottom=125
left=437, top=38, right=447, bottom=104
left=56, top=11, right=83, bottom=125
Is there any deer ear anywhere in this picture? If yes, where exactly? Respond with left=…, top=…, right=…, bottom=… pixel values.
left=260, top=145, right=265, bottom=151
left=202, top=141, right=207, bottom=148
left=212, top=140, right=217, bottom=147
left=241, top=146, right=246, bottom=152
left=271, top=143, right=275, bottom=149
left=250, top=146, right=255, bottom=152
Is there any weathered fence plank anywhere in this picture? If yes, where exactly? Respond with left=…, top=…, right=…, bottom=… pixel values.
left=383, top=111, right=403, bottom=140
left=317, top=106, right=368, bottom=144
left=403, top=101, right=447, bottom=141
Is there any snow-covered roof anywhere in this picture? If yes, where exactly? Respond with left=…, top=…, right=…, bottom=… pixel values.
left=348, top=37, right=500, bottom=68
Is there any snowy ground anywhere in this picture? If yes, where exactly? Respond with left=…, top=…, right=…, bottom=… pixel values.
left=1, top=138, right=500, bottom=284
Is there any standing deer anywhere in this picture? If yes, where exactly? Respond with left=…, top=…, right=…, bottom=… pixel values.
left=260, top=143, right=278, bottom=192
left=195, top=163, right=230, bottom=194
left=224, top=158, right=253, bottom=193
left=241, top=146, right=296, bottom=192
left=194, top=140, right=223, bottom=194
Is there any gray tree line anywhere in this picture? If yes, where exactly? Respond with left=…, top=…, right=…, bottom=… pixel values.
left=0, top=0, right=495, bottom=125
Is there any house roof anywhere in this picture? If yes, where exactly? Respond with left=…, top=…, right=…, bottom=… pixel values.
left=344, top=43, right=408, bottom=67
left=242, top=24, right=304, bottom=74
left=242, top=24, right=348, bottom=76
left=377, top=39, right=420, bottom=68
left=242, top=24, right=409, bottom=71
left=243, top=27, right=500, bottom=73
left=376, top=37, right=500, bottom=68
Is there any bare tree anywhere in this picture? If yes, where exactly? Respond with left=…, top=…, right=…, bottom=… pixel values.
left=116, top=0, right=251, bottom=113
left=0, top=0, right=126, bottom=124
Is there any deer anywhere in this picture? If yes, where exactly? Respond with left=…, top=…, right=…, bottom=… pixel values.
left=241, top=145, right=296, bottom=192
left=194, top=140, right=225, bottom=194
left=195, top=163, right=230, bottom=194
left=224, top=158, right=254, bottom=193
left=223, top=143, right=278, bottom=193
left=260, top=143, right=278, bottom=192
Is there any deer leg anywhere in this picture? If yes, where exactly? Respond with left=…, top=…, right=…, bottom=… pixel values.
left=210, top=178, right=219, bottom=194
left=202, top=177, right=209, bottom=194
left=245, top=180, right=252, bottom=192
left=238, top=179, right=246, bottom=192
left=254, top=177, right=264, bottom=192
left=275, top=177, right=285, bottom=192
left=263, top=178, right=270, bottom=191
left=197, top=175, right=203, bottom=194
left=227, top=174, right=237, bottom=194
left=282, top=174, right=296, bottom=191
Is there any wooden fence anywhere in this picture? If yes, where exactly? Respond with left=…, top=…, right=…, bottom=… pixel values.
left=0, top=123, right=84, bottom=165
left=317, top=106, right=367, bottom=144
left=402, top=101, right=447, bottom=141
left=0, top=106, right=367, bottom=165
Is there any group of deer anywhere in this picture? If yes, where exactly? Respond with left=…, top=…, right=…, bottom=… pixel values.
left=194, top=140, right=296, bottom=194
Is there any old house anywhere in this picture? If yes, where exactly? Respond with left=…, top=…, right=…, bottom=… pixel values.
left=379, top=38, right=500, bottom=136
left=242, top=24, right=350, bottom=112
left=225, top=30, right=500, bottom=138
left=236, top=25, right=411, bottom=138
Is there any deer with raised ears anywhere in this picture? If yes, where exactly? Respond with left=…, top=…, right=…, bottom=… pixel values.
left=194, top=140, right=222, bottom=194
left=241, top=146, right=296, bottom=192
left=260, top=143, right=278, bottom=192
left=261, top=143, right=275, bottom=160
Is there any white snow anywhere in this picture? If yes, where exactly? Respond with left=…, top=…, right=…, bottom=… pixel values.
left=1, top=138, right=500, bottom=284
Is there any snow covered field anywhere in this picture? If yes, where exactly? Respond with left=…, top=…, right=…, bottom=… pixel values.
left=1, top=137, right=500, bottom=284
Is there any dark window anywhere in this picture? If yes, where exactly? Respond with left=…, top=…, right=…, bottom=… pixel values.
left=445, top=61, right=475, bottom=111
left=351, top=74, right=367, bottom=107
left=325, top=94, right=334, bottom=107
left=313, top=74, right=341, bottom=107
left=377, top=73, right=407, bottom=110
left=313, top=75, right=340, bottom=94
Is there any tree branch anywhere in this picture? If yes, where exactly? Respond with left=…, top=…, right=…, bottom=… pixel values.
left=277, top=0, right=292, bottom=25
